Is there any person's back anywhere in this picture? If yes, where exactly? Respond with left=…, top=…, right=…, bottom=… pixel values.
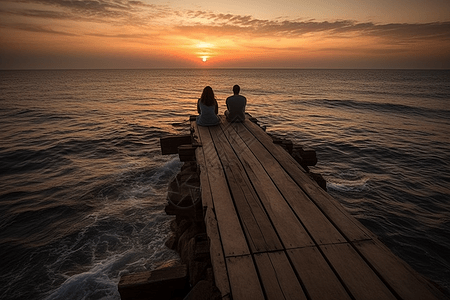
left=197, top=100, right=219, bottom=126
left=197, top=86, right=220, bottom=126
left=225, top=85, right=246, bottom=122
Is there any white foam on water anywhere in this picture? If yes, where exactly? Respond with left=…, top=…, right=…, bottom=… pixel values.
left=44, top=250, right=139, bottom=300
left=151, top=156, right=183, bottom=184
left=43, top=157, right=182, bottom=300
left=44, top=227, right=180, bottom=300
left=327, top=171, right=370, bottom=193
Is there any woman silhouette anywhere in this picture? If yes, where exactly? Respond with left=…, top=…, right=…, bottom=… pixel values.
left=196, top=86, right=220, bottom=126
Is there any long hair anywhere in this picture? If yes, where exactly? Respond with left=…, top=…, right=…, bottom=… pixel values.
left=200, top=86, right=216, bottom=106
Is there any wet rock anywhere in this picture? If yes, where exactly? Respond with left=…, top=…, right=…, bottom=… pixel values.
left=186, top=234, right=210, bottom=286
left=165, top=233, right=177, bottom=250
left=178, top=223, right=202, bottom=263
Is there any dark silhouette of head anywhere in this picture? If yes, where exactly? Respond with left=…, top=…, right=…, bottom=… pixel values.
left=233, top=85, right=240, bottom=95
left=200, top=86, right=216, bottom=106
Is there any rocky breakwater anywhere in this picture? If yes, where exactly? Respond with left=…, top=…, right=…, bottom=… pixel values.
left=119, top=138, right=221, bottom=300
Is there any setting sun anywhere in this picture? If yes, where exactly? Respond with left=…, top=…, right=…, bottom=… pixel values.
left=195, top=42, right=216, bottom=63
left=0, top=0, right=449, bottom=69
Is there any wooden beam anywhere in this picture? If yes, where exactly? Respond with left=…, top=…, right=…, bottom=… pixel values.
left=255, top=251, right=307, bottom=300
left=118, top=265, right=188, bottom=300
left=219, top=119, right=314, bottom=249
left=226, top=255, right=265, bottom=300
left=287, top=247, right=351, bottom=300
left=205, top=207, right=231, bottom=298
left=178, top=144, right=197, bottom=161
left=242, top=119, right=373, bottom=243
left=209, top=124, right=283, bottom=253
left=228, top=120, right=345, bottom=246
left=160, top=135, right=192, bottom=155
left=320, top=243, right=397, bottom=300
left=195, top=124, right=250, bottom=257
left=190, top=120, right=213, bottom=211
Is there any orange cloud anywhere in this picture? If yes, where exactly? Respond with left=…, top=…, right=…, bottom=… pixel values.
left=0, top=0, right=449, bottom=69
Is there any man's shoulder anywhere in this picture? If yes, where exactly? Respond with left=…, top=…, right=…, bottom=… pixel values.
left=237, top=95, right=246, bottom=102
left=227, top=94, right=246, bottom=100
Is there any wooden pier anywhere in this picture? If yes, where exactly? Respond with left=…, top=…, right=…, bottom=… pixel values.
left=185, top=115, right=446, bottom=300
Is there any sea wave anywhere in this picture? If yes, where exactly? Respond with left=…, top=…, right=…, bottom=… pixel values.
left=1, top=69, right=449, bottom=298
left=296, top=98, right=450, bottom=120
left=326, top=171, right=370, bottom=193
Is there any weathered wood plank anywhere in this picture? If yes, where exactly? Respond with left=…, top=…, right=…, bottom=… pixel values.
left=189, top=116, right=447, bottom=300
left=227, top=255, right=265, bottom=300
left=197, top=154, right=213, bottom=210
left=209, top=124, right=283, bottom=253
left=193, top=120, right=231, bottom=298
left=190, top=120, right=213, bottom=210
left=118, top=265, right=188, bottom=300
left=205, top=207, right=231, bottom=298
left=320, top=243, right=397, bottom=300
left=242, top=118, right=373, bottom=242
left=255, top=251, right=307, bottom=300
left=220, top=119, right=314, bottom=249
left=178, top=144, right=196, bottom=161
left=195, top=124, right=249, bottom=257
left=287, top=247, right=351, bottom=300
left=354, top=240, right=448, bottom=300
left=160, top=134, right=192, bottom=155
left=227, top=119, right=345, bottom=245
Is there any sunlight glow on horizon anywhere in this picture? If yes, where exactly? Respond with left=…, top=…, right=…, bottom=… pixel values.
left=195, top=42, right=216, bottom=62
left=0, top=0, right=449, bottom=69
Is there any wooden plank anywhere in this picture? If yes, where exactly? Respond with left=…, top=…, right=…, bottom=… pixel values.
left=254, top=251, right=307, bottom=300
left=219, top=120, right=314, bottom=249
left=160, top=134, right=192, bottom=155
left=178, top=144, right=196, bottom=161
left=287, top=247, right=351, bottom=300
left=118, top=265, right=188, bottom=300
left=227, top=120, right=345, bottom=245
left=196, top=124, right=249, bottom=257
left=242, top=119, right=373, bottom=242
left=320, top=243, right=397, bottom=300
left=209, top=124, right=283, bottom=253
left=192, top=115, right=447, bottom=300
left=354, top=240, right=448, bottom=300
left=227, top=255, right=265, bottom=300
left=190, top=120, right=213, bottom=210
left=205, top=207, right=231, bottom=298
left=197, top=154, right=213, bottom=210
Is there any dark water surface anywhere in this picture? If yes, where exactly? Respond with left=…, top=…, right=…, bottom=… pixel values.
left=1, top=69, right=449, bottom=299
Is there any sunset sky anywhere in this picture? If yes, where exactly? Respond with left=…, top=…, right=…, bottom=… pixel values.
left=1, top=0, right=449, bottom=69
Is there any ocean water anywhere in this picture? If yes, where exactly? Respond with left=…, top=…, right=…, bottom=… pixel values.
left=0, top=69, right=449, bottom=299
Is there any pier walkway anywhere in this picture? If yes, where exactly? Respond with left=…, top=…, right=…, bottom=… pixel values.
left=190, top=115, right=446, bottom=300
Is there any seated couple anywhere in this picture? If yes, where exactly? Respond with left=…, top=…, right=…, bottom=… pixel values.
left=196, top=85, right=247, bottom=126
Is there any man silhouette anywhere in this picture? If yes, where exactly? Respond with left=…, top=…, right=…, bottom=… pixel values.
left=225, top=85, right=247, bottom=122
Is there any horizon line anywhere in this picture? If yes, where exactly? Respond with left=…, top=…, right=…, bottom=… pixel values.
left=1, top=67, right=449, bottom=71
